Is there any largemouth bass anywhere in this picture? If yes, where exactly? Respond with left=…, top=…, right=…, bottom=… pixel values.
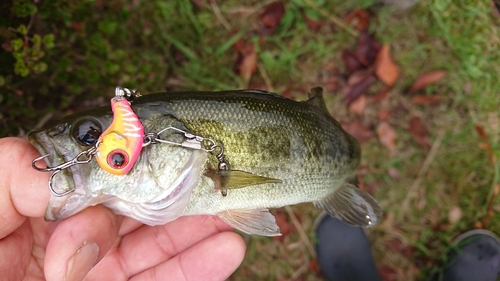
left=29, top=87, right=382, bottom=236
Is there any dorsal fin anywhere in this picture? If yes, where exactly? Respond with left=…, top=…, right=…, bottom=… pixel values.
left=305, top=87, right=329, bottom=113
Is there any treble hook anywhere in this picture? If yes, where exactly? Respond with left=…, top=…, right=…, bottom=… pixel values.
left=31, top=146, right=97, bottom=196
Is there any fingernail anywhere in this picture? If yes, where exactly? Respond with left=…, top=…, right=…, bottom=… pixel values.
left=66, top=242, right=99, bottom=281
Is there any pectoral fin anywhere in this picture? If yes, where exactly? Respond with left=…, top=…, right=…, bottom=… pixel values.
left=206, top=169, right=282, bottom=190
left=314, top=182, right=383, bottom=227
left=217, top=208, right=281, bottom=236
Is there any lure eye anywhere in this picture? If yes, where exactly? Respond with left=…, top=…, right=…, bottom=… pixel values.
left=107, top=150, right=129, bottom=169
left=72, top=118, right=102, bottom=146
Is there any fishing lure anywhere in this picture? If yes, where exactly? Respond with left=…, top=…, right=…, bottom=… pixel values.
left=95, top=87, right=145, bottom=175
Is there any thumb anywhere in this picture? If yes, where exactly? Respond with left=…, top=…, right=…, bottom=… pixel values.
left=44, top=206, right=121, bottom=281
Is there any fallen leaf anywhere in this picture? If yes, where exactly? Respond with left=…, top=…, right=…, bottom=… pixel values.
left=449, top=205, right=462, bottom=224
left=417, top=31, right=426, bottom=43
left=280, top=87, right=292, bottom=99
left=247, top=83, right=267, bottom=91
left=191, top=0, right=204, bottom=9
left=259, top=1, right=285, bottom=35
left=308, top=259, right=320, bottom=273
left=355, top=31, right=381, bottom=67
left=342, top=121, right=373, bottom=143
left=384, top=238, right=414, bottom=256
left=344, top=9, right=370, bottom=30
left=379, top=266, right=397, bottom=281
left=349, top=94, right=366, bottom=115
left=377, top=109, right=391, bottom=121
left=375, top=45, right=400, bottom=86
left=272, top=211, right=295, bottom=242
left=408, top=70, right=447, bottom=93
left=235, top=43, right=258, bottom=85
left=341, top=68, right=376, bottom=103
left=475, top=123, right=490, bottom=140
left=342, top=49, right=364, bottom=73
left=370, top=86, right=391, bottom=102
left=377, top=122, right=397, bottom=152
left=302, top=12, right=323, bottom=31
left=324, top=75, right=342, bottom=92
left=408, top=116, right=431, bottom=148
left=410, top=95, right=441, bottom=105
left=475, top=124, right=496, bottom=164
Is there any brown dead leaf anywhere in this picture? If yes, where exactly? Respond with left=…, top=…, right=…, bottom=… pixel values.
left=191, top=0, right=204, bottom=9
left=235, top=43, right=258, bottom=85
left=379, top=266, right=397, bottom=281
left=349, top=94, right=366, bottom=116
left=341, top=121, right=373, bottom=143
left=280, top=87, right=292, bottom=99
left=355, top=31, right=381, bottom=67
left=476, top=124, right=497, bottom=164
left=308, top=259, right=320, bottom=274
left=408, top=116, right=431, bottom=148
left=378, top=109, right=391, bottom=121
left=302, top=12, right=323, bottom=31
left=259, top=1, right=285, bottom=35
left=342, top=49, right=364, bottom=73
left=410, top=95, right=441, bottom=105
left=375, top=45, right=400, bottom=86
left=272, top=211, right=295, bottom=242
left=247, top=83, right=267, bottom=91
left=408, top=70, right=447, bottom=93
left=370, top=86, right=391, bottom=102
left=324, top=75, right=342, bottom=92
left=341, top=68, right=376, bottom=103
left=377, top=122, right=397, bottom=152
left=344, top=9, right=370, bottom=30
left=384, top=238, right=414, bottom=256
left=475, top=123, right=490, bottom=140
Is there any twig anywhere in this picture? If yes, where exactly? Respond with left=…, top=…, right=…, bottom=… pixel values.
left=257, top=63, right=274, bottom=92
left=401, top=131, right=445, bottom=214
left=284, top=205, right=317, bottom=259
left=210, top=1, right=231, bottom=30
left=302, top=0, right=359, bottom=37
left=290, top=262, right=309, bottom=280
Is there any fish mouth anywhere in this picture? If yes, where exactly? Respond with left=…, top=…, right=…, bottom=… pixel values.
left=28, top=130, right=80, bottom=205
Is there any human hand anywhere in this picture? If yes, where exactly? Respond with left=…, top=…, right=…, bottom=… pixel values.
left=0, top=137, right=246, bottom=281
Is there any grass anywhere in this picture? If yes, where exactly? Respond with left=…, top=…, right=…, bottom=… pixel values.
left=1, top=0, right=500, bottom=280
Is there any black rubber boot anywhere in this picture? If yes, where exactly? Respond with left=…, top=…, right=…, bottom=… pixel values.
left=433, top=229, right=500, bottom=281
left=314, top=213, right=381, bottom=281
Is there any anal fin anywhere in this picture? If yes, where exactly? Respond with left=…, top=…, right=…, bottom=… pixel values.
left=217, top=208, right=281, bottom=236
left=206, top=169, right=282, bottom=190
left=314, top=182, right=383, bottom=227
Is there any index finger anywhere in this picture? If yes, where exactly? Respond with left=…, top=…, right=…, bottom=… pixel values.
left=0, top=137, right=50, bottom=238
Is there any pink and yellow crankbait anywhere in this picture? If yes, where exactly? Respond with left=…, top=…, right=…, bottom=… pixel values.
left=95, top=95, right=144, bottom=175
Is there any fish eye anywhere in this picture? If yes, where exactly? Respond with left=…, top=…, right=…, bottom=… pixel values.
left=71, top=118, right=103, bottom=146
left=107, top=150, right=129, bottom=169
